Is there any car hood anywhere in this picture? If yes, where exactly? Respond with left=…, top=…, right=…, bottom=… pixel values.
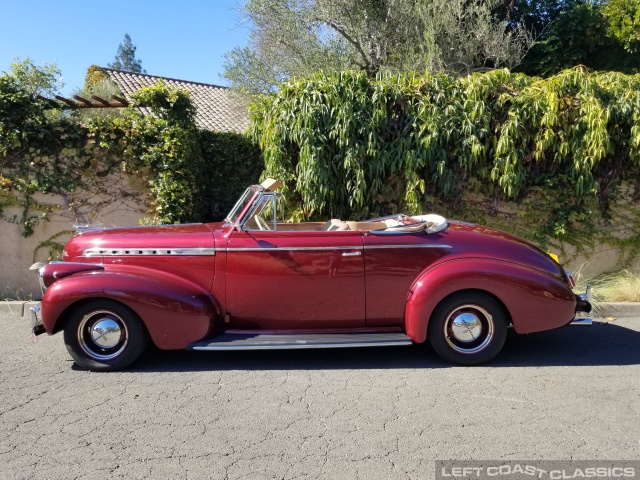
left=63, top=223, right=216, bottom=261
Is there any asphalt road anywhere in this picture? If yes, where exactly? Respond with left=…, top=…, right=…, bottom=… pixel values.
left=1, top=314, right=639, bottom=480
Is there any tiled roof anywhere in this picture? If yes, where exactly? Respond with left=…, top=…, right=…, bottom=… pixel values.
left=103, top=68, right=249, bottom=133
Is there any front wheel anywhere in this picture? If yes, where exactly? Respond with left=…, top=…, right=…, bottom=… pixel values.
left=63, top=300, right=149, bottom=371
left=428, top=292, right=507, bottom=365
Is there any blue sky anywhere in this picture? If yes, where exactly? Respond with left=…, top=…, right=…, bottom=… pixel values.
left=0, top=0, right=248, bottom=95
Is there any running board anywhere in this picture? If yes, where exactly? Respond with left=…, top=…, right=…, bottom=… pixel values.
left=187, top=332, right=413, bottom=351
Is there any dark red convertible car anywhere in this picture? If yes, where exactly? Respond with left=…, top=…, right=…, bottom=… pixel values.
left=30, top=179, right=591, bottom=371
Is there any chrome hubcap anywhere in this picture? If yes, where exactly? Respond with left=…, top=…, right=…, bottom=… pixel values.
left=90, top=319, right=122, bottom=348
left=444, top=304, right=494, bottom=354
left=450, top=312, right=482, bottom=342
left=78, top=310, right=128, bottom=360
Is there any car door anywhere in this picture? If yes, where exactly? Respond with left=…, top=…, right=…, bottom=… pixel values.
left=362, top=231, right=451, bottom=327
left=225, top=195, right=366, bottom=330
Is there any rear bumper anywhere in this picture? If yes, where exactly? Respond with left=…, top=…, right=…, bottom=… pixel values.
left=571, top=285, right=592, bottom=326
left=30, top=303, right=46, bottom=336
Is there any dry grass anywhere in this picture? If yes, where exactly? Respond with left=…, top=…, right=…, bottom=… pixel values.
left=574, top=269, right=640, bottom=303
left=0, top=287, right=34, bottom=301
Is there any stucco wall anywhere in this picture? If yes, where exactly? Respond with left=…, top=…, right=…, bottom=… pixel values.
left=562, top=184, right=640, bottom=280
left=562, top=243, right=640, bottom=280
left=0, top=173, right=147, bottom=299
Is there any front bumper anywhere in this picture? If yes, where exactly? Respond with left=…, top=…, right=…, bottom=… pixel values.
left=571, top=285, right=592, bottom=326
left=30, top=303, right=46, bottom=336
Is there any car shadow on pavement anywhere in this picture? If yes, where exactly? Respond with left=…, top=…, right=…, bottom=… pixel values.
left=122, top=320, right=640, bottom=373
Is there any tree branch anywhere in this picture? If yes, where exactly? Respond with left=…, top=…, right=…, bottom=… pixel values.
left=316, top=17, right=371, bottom=72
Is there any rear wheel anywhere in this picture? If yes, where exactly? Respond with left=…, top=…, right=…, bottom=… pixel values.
left=428, top=292, right=507, bottom=365
left=63, top=300, right=149, bottom=371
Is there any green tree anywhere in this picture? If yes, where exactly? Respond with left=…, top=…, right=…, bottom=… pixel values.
left=498, top=0, right=579, bottom=34
left=418, top=0, right=532, bottom=75
left=224, top=0, right=532, bottom=93
left=85, top=64, right=109, bottom=88
left=518, top=2, right=640, bottom=76
left=605, top=0, right=640, bottom=53
left=2, top=57, right=62, bottom=97
left=108, top=33, right=145, bottom=73
left=0, top=58, right=64, bottom=133
left=71, top=66, right=124, bottom=121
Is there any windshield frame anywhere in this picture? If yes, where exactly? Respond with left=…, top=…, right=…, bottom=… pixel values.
left=240, top=192, right=277, bottom=231
left=225, top=186, right=261, bottom=225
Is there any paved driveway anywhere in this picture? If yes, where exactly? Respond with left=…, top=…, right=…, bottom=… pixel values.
left=1, top=314, right=639, bottom=480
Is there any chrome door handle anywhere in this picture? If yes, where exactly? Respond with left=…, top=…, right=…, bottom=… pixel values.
left=342, top=251, right=362, bottom=257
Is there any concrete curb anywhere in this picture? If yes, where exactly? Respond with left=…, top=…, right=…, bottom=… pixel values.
left=0, top=301, right=26, bottom=317
left=594, top=302, right=640, bottom=318
left=0, top=301, right=40, bottom=317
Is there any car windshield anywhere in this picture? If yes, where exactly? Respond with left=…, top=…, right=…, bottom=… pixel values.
left=225, top=187, right=258, bottom=224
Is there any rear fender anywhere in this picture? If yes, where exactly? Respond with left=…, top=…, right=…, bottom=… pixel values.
left=41, top=270, right=222, bottom=349
left=404, top=258, right=576, bottom=343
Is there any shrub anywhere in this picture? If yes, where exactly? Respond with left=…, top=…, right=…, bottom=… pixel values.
left=249, top=68, right=640, bottom=238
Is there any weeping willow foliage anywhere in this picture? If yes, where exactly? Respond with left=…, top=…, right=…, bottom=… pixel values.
left=249, top=67, right=640, bottom=222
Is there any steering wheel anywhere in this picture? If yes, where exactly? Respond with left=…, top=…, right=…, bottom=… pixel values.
left=255, top=215, right=270, bottom=231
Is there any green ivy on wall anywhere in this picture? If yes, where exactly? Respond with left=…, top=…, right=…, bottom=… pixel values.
left=0, top=77, right=263, bottom=239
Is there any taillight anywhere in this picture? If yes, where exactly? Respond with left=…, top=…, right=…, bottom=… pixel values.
left=565, top=270, right=576, bottom=288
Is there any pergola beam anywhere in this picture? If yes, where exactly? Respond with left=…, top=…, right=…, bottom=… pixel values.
left=37, top=94, right=134, bottom=109
left=111, top=95, right=129, bottom=106
left=55, top=95, right=77, bottom=107
left=91, top=95, right=111, bottom=107
left=36, top=95, right=59, bottom=108
left=73, top=95, right=94, bottom=106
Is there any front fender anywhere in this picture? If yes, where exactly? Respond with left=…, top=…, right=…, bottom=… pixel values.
left=41, top=269, right=222, bottom=349
left=404, top=258, right=576, bottom=343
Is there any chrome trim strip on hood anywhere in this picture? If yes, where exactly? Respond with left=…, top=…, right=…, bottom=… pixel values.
left=75, top=223, right=204, bottom=235
left=83, top=248, right=216, bottom=257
